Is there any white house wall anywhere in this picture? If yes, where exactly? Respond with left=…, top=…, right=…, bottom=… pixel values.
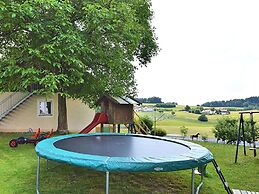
left=67, top=97, right=95, bottom=132
left=0, top=92, right=13, bottom=101
left=0, top=94, right=95, bottom=132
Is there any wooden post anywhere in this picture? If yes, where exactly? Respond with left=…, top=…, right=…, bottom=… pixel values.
left=241, top=114, right=246, bottom=156
left=250, top=113, right=257, bottom=157
left=117, top=124, right=120, bottom=133
left=235, top=113, right=242, bottom=163
left=101, top=123, right=104, bottom=133
left=112, top=124, right=116, bottom=133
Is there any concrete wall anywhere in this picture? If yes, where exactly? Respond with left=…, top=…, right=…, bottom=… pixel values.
left=0, top=93, right=95, bottom=132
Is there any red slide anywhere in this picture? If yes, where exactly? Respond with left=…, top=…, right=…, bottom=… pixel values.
left=79, top=112, right=108, bottom=134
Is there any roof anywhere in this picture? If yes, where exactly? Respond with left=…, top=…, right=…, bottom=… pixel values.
left=98, top=95, right=141, bottom=105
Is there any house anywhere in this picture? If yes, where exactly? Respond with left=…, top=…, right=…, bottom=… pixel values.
left=0, top=92, right=95, bottom=132
left=220, top=109, right=230, bottom=115
left=134, top=105, right=154, bottom=112
left=201, top=109, right=216, bottom=115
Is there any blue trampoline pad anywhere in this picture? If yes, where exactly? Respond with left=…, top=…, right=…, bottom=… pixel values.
left=35, top=133, right=213, bottom=172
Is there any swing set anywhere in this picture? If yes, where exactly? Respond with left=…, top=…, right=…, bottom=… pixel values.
left=234, top=111, right=259, bottom=163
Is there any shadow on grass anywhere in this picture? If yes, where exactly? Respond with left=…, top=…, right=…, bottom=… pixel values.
left=36, top=161, right=189, bottom=194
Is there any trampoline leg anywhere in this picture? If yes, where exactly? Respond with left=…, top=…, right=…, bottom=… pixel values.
left=191, top=168, right=195, bottom=194
left=106, top=171, right=109, bottom=194
left=46, top=159, right=48, bottom=170
left=196, top=171, right=204, bottom=194
left=36, top=156, right=40, bottom=194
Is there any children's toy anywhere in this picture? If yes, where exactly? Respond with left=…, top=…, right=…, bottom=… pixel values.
left=9, top=128, right=54, bottom=148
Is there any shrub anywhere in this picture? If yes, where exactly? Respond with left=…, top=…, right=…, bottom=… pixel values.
left=198, top=114, right=208, bottom=122
left=137, top=116, right=153, bottom=132
left=151, top=128, right=167, bottom=136
left=213, top=117, right=238, bottom=144
left=180, top=126, right=188, bottom=138
left=184, top=105, right=191, bottom=112
left=242, top=120, right=259, bottom=144
left=194, top=109, right=201, bottom=114
left=213, top=117, right=259, bottom=144
left=201, top=134, right=208, bottom=141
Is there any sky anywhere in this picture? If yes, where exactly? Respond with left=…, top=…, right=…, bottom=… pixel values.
left=135, top=0, right=259, bottom=105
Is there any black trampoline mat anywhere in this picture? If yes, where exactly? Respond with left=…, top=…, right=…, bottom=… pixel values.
left=53, top=135, right=191, bottom=157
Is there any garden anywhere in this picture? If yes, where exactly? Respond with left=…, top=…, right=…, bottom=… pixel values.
left=1, top=132, right=259, bottom=194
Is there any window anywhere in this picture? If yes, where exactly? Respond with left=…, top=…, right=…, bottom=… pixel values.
left=38, top=100, right=53, bottom=116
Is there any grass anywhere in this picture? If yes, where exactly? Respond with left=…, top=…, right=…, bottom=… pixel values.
left=1, top=132, right=259, bottom=194
left=138, top=107, right=259, bottom=138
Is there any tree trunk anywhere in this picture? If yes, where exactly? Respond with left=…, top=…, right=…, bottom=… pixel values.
left=57, top=94, right=69, bottom=134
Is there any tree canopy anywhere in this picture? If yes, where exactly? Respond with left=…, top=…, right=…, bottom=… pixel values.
left=0, top=0, right=159, bottom=106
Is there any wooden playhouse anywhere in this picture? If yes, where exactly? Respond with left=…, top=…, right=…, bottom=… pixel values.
left=97, top=95, right=141, bottom=133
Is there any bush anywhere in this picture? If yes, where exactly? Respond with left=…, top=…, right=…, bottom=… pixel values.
left=242, top=120, right=259, bottom=144
left=151, top=128, right=167, bottom=136
left=180, top=126, right=188, bottom=138
left=198, top=114, right=208, bottom=122
left=201, top=134, right=208, bottom=141
left=213, top=117, right=238, bottom=144
left=212, top=117, right=259, bottom=144
left=194, top=109, right=201, bottom=114
left=137, top=116, right=153, bottom=132
left=184, top=105, right=191, bottom=112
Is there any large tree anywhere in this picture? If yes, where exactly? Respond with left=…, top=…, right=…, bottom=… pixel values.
left=0, top=0, right=158, bottom=133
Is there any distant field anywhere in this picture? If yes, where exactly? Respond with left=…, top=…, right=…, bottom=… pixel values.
left=137, top=106, right=259, bottom=138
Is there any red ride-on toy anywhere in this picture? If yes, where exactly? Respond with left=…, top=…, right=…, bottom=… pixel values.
left=9, top=128, right=54, bottom=148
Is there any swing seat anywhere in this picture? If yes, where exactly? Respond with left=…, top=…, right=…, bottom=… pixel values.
left=249, top=147, right=258, bottom=150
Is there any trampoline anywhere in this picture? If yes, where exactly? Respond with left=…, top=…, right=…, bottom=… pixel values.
left=35, top=133, right=214, bottom=194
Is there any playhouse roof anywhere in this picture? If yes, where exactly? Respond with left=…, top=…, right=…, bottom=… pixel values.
left=98, top=95, right=141, bottom=105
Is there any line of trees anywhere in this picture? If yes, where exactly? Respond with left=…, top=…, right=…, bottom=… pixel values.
left=136, top=97, right=178, bottom=107
left=202, top=96, right=259, bottom=108
left=155, top=102, right=177, bottom=108
left=136, top=97, right=163, bottom=103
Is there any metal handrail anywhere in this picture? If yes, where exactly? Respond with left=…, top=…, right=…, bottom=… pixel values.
left=0, top=93, right=17, bottom=106
left=0, top=92, right=33, bottom=119
left=0, top=84, right=39, bottom=120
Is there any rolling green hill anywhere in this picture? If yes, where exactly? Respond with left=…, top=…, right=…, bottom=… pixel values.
left=137, top=106, right=259, bottom=138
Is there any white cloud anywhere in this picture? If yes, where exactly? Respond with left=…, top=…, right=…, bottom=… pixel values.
left=135, top=0, right=259, bottom=105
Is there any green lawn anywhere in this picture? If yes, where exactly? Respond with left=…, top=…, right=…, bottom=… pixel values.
left=1, top=133, right=259, bottom=194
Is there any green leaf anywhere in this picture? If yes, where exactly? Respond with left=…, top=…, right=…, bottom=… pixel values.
left=0, top=0, right=159, bottom=107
